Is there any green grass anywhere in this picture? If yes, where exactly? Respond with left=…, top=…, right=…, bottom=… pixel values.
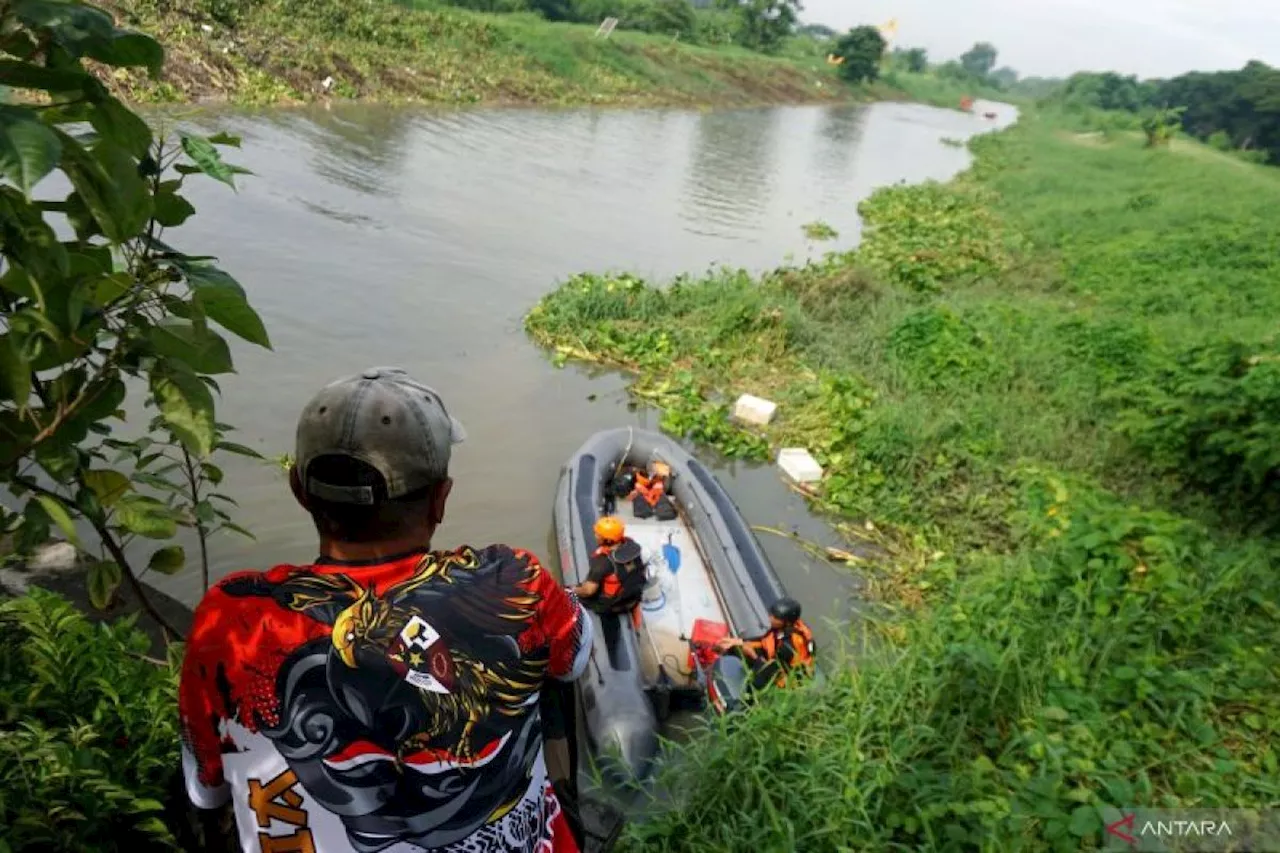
left=108, top=0, right=881, bottom=107
left=525, top=113, right=1280, bottom=849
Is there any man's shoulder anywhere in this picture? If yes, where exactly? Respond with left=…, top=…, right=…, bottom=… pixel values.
left=187, top=563, right=315, bottom=631
left=458, top=543, right=547, bottom=571
left=199, top=563, right=309, bottom=599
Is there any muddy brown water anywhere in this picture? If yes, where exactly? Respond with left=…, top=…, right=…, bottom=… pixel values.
left=132, top=99, right=1015, bottom=654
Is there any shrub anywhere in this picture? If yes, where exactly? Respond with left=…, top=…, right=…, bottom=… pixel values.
left=0, top=589, right=182, bottom=851
left=887, top=306, right=1001, bottom=390
left=1112, top=337, right=1280, bottom=516
left=855, top=183, right=1013, bottom=293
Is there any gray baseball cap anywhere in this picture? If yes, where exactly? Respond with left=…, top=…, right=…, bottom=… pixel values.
left=295, top=367, right=466, bottom=505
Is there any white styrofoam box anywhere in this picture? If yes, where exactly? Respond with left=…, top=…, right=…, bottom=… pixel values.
left=777, top=448, right=824, bottom=484
left=732, top=393, right=777, bottom=426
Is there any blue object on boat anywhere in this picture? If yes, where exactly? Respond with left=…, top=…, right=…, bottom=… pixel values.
left=663, top=532, right=681, bottom=573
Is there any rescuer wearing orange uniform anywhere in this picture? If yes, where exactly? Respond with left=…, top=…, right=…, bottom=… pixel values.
left=717, top=597, right=816, bottom=690
left=573, top=516, right=647, bottom=617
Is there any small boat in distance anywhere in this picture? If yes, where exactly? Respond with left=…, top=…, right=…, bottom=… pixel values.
left=553, top=427, right=787, bottom=783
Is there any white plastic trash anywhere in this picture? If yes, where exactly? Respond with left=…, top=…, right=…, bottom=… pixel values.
left=777, top=448, right=824, bottom=484
left=732, top=393, right=777, bottom=426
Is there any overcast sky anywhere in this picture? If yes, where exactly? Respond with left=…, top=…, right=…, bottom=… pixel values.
left=801, top=0, right=1280, bottom=79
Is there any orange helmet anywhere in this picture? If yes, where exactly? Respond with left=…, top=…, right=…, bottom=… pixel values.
left=594, top=515, right=625, bottom=544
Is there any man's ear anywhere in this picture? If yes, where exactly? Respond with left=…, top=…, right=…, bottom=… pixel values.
left=429, top=478, right=453, bottom=526
left=289, top=466, right=310, bottom=511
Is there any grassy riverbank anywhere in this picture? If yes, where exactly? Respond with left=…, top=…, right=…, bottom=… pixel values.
left=100, top=0, right=890, bottom=107
left=526, top=116, right=1280, bottom=848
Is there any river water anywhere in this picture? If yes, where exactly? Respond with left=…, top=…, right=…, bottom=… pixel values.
left=143, top=98, right=1014, bottom=651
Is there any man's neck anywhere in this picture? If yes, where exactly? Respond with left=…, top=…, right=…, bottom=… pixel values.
left=319, top=533, right=434, bottom=564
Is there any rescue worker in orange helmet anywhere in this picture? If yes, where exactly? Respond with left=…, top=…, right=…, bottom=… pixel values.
left=716, top=596, right=815, bottom=691
left=628, top=460, right=676, bottom=521
left=573, top=516, right=648, bottom=617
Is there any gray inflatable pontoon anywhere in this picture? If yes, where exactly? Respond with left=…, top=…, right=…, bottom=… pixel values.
left=553, top=427, right=786, bottom=783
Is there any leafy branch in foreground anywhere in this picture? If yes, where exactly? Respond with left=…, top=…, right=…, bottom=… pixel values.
left=0, top=0, right=270, bottom=634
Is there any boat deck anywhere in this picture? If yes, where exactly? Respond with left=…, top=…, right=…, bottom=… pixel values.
left=615, top=497, right=729, bottom=689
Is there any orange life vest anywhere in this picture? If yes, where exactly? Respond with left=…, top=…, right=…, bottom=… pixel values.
left=631, top=473, right=666, bottom=507
left=592, top=541, right=646, bottom=602
left=750, top=620, right=816, bottom=686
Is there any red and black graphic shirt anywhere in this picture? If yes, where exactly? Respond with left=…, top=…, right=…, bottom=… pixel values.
left=178, top=544, right=592, bottom=853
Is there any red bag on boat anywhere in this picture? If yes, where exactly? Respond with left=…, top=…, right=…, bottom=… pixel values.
left=688, top=618, right=730, bottom=672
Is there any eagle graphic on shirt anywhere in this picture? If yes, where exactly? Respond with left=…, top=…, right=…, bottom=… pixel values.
left=183, top=545, right=581, bottom=852
left=236, top=548, right=547, bottom=764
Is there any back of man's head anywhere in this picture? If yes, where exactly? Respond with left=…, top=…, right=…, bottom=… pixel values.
left=292, top=367, right=466, bottom=545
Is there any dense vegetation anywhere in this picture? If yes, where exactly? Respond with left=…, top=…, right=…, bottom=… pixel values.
left=88, top=0, right=889, bottom=106
left=526, top=115, right=1280, bottom=849
left=429, top=0, right=800, bottom=53
left=0, top=1, right=266, bottom=847
left=0, top=591, right=183, bottom=850
left=34, top=0, right=1012, bottom=110
left=1047, top=62, right=1280, bottom=164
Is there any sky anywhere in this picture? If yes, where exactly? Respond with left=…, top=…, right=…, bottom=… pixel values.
left=800, top=0, right=1280, bottom=79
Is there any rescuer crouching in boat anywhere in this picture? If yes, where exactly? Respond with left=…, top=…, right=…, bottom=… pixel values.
left=716, top=596, right=816, bottom=692
left=573, top=516, right=648, bottom=624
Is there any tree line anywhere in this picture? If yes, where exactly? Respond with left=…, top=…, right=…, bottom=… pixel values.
left=1043, top=62, right=1280, bottom=164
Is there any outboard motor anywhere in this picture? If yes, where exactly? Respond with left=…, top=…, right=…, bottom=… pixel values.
left=707, top=654, right=750, bottom=716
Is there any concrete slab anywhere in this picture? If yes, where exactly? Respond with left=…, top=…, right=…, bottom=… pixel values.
left=777, top=448, right=824, bottom=484
left=732, top=393, right=777, bottom=426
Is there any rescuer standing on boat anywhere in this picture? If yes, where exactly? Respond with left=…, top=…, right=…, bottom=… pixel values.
left=574, top=515, right=648, bottom=616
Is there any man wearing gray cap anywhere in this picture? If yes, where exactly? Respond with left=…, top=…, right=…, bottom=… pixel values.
left=177, top=367, right=593, bottom=853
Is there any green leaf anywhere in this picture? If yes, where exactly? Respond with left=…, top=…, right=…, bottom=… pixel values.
left=130, top=797, right=166, bottom=813
left=87, top=31, right=163, bottom=73
left=0, top=333, right=32, bottom=406
left=200, top=462, right=224, bottom=485
left=88, top=96, right=152, bottom=158
left=14, top=0, right=113, bottom=49
left=215, top=440, right=263, bottom=459
left=1067, top=805, right=1098, bottom=837
left=82, top=469, right=131, bottom=507
left=13, top=0, right=163, bottom=71
left=0, top=58, right=90, bottom=93
left=87, top=559, right=122, bottom=609
left=131, top=471, right=184, bottom=493
left=150, top=363, right=216, bottom=457
left=77, top=376, right=127, bottom=424
left=114, top=495, right=178, bottom=539
left=59, top=135, right=153, bottom=243
left=184, top=264, right=271, bottom=348
left=88, top=271, right=132, bottom=306
left=207, top=131, right=242, bottom=148
left=34, top=493, right=81, bottom=547
left=221, top=521, right=255, bottom=540
left=179, top=133, right=236, bottom=188
left=153, top=188, right=195, bottom=227
left=147, top=545, right=184, bottom=575
left=147, top=319, right=234, bottom=374
left=0, top=105, right=62, bottom=199
left=15, top=497, right=51, bottom=553
left=194, top=500, right=217, bottom=525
